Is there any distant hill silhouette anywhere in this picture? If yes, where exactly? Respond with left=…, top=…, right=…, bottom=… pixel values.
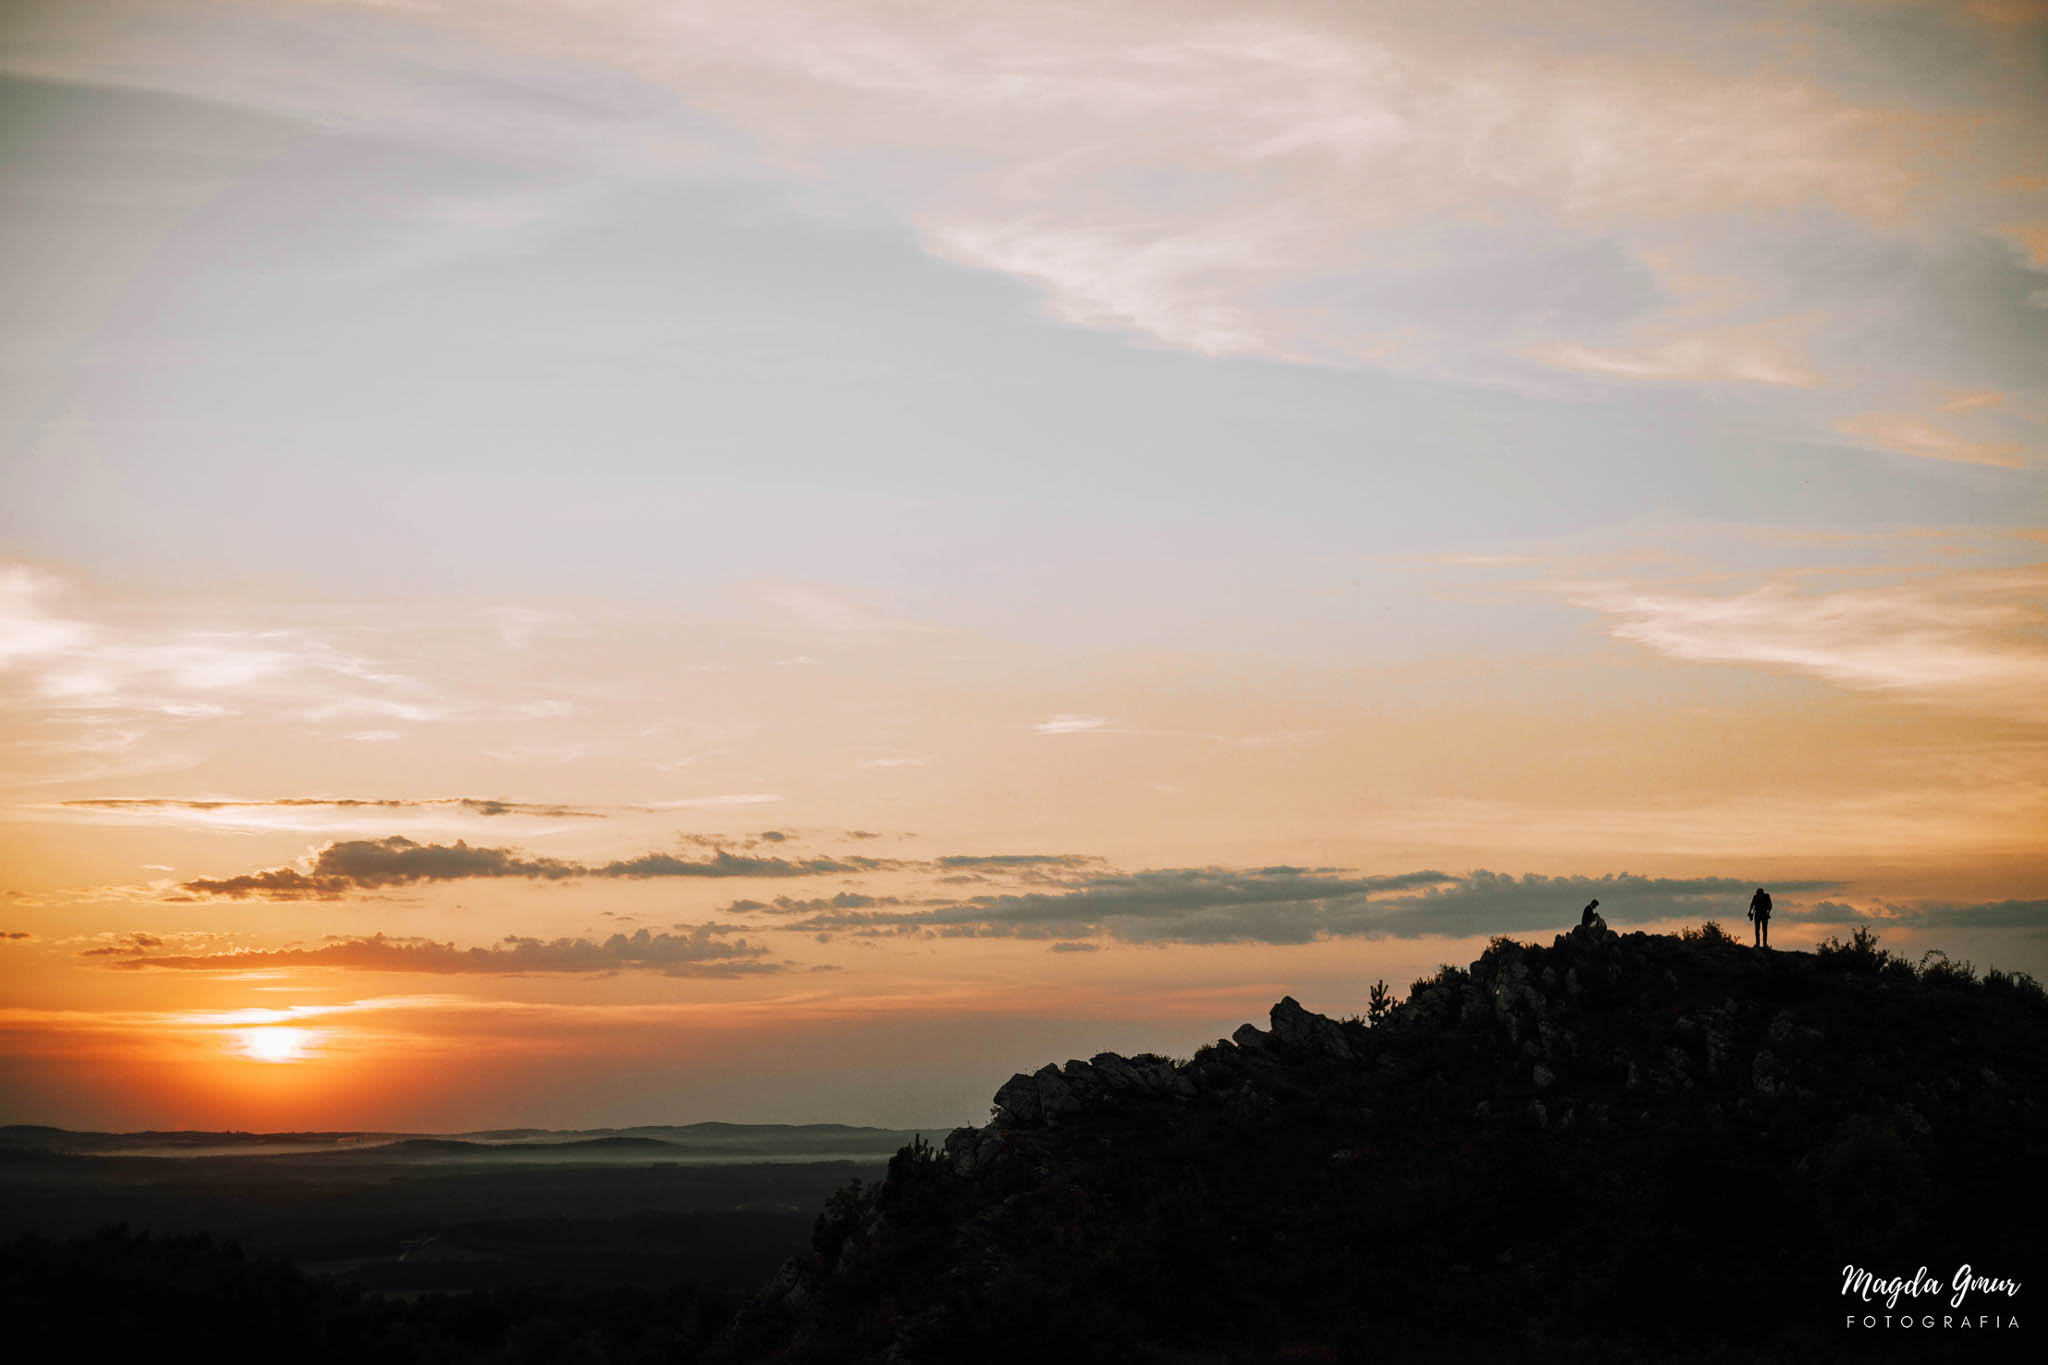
left=550, top=1136, right=680, bottom=1153
left=375, top=1138, right=499, bottom=1157
left=721, top=924, right=2043, bottom=1363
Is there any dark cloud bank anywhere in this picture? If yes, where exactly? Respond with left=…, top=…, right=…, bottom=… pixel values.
left=107, top=926, right=778, bottom=977
left=171, top=837, right=1101, bottom=902
left=175, top=837, right=897, bottom=900
left=769, top=868, right=1852, bottom=945
left=1798, top=897, right=2048, bottom=932
left=98, top=869, right=2042, bottom=978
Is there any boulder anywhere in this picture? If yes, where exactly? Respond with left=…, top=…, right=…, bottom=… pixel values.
left=1269, top=995, right=1359, bottom=1061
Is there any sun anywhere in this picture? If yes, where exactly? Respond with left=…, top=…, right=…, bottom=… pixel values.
left=238, top=1026, right=314, bottom=1064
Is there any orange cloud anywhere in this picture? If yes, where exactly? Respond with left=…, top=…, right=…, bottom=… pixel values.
left=1836, top=412, right=2026, bottom=468
left=1532, top=317, right=1821, bottom=388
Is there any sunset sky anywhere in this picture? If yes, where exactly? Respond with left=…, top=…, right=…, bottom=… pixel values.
left=2, top=0, right=2044, bottom=1133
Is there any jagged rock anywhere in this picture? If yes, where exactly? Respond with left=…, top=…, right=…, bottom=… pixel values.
left=990, top=1050, right=1203, bottom=1129
left=1676, top=1006, right=1734, bottom=1076
left=991, top=1071, right=1042, bottom=1127
left=761, top=1255, right=815, bottom=1308
left=1225, top=1081, right=1276, bottom=1121
left=1269, top=995, right=1359, bottom=1060
left=1485, top=954, right=1546, bottom=1046
left=1392, top=979, right=1456, bottom=1031
left=1532, top=1063, right=1557, bottom=1090
left=944, top=1124, right=1005, bottom=1176
left=1232, top=1022, right=1270, bottom=1050
left=1087, top=1052, right=1140, bottom=1091
left=991, top=1062, right=1084, bottom=1126
left=1751, top=1048, right=1779, bottom=1095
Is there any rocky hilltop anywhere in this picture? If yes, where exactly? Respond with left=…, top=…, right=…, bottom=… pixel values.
left=724, top=923, right=2044, bottom=1363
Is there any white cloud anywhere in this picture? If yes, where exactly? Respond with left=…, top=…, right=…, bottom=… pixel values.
left=642, top=793, right=784, bottom=808
left=748, top=582, right=920, bottom=634
left=1033, top=713, right=1113, bottom=735
left=0, top=561, right=441, bottom=770
left=291, top=1, right=2031, bottom=403
left=0, top=567, right=92, bottom=664
left=1570, top=564, right=2048, bottom=722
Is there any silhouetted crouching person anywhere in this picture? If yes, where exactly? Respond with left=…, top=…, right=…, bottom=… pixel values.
left=1575, top=898, right=1606, bottom=935
left=1748, top=887, right=1772, bottom=948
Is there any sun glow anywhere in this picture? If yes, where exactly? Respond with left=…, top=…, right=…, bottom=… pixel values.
left=237, top=1026, right=315, bottom=1063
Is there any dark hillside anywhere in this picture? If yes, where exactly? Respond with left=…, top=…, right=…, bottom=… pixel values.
left=722, top=924, right=2044, bottom=1363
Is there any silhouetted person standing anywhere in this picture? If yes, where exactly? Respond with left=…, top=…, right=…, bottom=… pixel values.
left=1748, top=887, right=1772, bottom=948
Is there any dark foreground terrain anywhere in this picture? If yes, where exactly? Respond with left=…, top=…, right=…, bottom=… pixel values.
left=5, top=925, right=2041, bottom=1361
left=0, top=1124, right=931, bottom=1295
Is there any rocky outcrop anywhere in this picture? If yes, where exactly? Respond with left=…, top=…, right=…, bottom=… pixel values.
left=987, top=1050, right=1195, bottom=1133
left=964, top=924, right=1861, bottom=1155
left=735, top=924, right=2048, bottom=1365
left=1268, top=994, right=1365, bottom=1060
left=977, top=997, right=1367, bottom=1153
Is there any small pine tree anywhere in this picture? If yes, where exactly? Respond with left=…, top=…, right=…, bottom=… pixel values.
left=1366, top=978, right=1394, bottom=1027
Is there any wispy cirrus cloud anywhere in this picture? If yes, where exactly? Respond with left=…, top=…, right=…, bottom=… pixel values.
left=10, top=2, right=2044, bottom=462
left=1568, top=563, right=2048, bottom=723
left=60, top=797, right=606, bottom=820
left=0, top=568, right=423, bottom=710
left=1032, top=713, right=1113, bottom=735
left=638, top=794, right=785, bottom=810
left=101, top=926, right=782, bottom=977
left=1530, top=316, right=1822, bottom=389
left=1835, top=411, right=2028, bottom=469
left=240, top=0, right=2043, bottom=435
left=0, top=563, right=443, bottom=778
